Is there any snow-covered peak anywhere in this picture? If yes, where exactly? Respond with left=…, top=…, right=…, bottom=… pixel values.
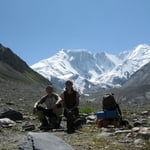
left=117, top=51, right=131, bottom=61
left=128, top=44, right=150, bottom=60
left=123, top=44, right=150, bottom=72
left=31, top=44, right=150, bottom=94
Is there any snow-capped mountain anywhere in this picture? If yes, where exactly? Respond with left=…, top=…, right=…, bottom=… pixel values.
left=31, top=44, right=150, bottom=94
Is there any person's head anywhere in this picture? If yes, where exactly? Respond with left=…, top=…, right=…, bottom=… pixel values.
left=46, top=85, right=53, bottom=94
left=65, top=80, right=73, bottom=90
left=109, top=92, right=114, bottom=96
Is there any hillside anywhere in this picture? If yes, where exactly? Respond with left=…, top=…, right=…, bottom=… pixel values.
left=122, top=62, right=150, bottom=88
left=82, top=61, right=150, bottom=106
left=118, top=61, right=150, bottom=104
left=0, top=44, right=50, bottom=84
left=0, top=44, right=52, bottom=113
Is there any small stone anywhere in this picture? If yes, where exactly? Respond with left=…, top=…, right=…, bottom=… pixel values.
left=132, top=127, right=140, bottom=132
left=134, top=121, right=142, bottom=127
left=22, top=124, right=35, bottom=131
left=115, top=130, right=132, bottom=134
left=134, top=139, right=144, bottom=144
left=141, top=111, right=149, bottom=115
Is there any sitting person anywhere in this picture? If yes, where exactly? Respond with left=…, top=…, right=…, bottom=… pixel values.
left=33, top=85, right=62, bottom=130
left=60, top=80, right=80, bottom=133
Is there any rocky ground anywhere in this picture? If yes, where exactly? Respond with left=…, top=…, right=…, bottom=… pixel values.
left=0, top=83, right=150, bottom=150
left=0, top=104, right=150, bottom=150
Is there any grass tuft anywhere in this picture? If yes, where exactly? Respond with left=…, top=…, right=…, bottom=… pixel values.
left=79, top=107, right=97, bottom=114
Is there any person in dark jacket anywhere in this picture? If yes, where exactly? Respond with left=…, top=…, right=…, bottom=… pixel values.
left=60, top=80, right=80, bottom=133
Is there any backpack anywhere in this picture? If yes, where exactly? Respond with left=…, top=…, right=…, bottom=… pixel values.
left=102, top=94, right=117, bottom=110
left=102, top=93, right=122, bottom=118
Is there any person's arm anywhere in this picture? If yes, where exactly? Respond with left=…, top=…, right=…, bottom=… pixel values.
left=60, top=93, right=65, bottom=107
left=33, top=96, right=47, bottom=114
left=55, top=95, right=62, bottom=104
left=55, top=94, right=63, bottom=108
left=60, top=92, right=70, bottom=111
left=33, top=100, right=40, bottom=114
left=33, top=100, right=40, bottom=109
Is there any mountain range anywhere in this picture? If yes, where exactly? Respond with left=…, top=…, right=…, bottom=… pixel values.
left=31, top=44, right=150, bottom=94
left=0, top=43, right=149, bottom=104
left=0, top=44, right=149, bottom=150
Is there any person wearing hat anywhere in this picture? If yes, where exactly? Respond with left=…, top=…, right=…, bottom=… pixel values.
left=33, top=85, right=62, bottom=130
left=60, top=80, right=80, bottom=133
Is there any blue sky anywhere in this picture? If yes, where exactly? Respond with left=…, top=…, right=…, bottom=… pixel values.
left=0, top=0, right=150, bottom=65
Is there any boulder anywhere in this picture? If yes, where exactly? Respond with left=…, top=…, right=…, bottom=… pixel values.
left=133, top=121, right=142, bottom=127
left=19, top=132, right=74, bottom=150
left=136, top=127, right=150, bottom=140
left=0, top=118, right=16, bottom=127
left=0, top=108, right=23, bottom=121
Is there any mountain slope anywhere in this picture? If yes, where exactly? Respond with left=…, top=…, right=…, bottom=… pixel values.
left=0, top=44, right=50, bottom=85
left=114, top=61, right=150, bottom=104
left=83, top=62, right=150, bottom=104
left=122, top=61, right=150, bottom=88
left=0, top=44, right=53, bottom=114
left=31, top=44, right=150, bottom=94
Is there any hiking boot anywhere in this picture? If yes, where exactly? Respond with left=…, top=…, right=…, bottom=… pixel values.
left=49, top=123, right=55, bottom=129
left=66, top=128, right=75, bottom=134
left=39, top=125, right=50, bottom=130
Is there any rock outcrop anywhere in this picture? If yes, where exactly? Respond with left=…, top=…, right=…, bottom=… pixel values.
left=19, top=132, right=74, bottom=150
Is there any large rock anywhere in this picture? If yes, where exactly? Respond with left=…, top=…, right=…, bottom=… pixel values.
left=19, top=132, right=74, bottom=150
left=0, top=108, right=23, bottom=121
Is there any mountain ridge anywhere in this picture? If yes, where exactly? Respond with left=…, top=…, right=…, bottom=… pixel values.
left=31, top=44, right=150, bottom=94
left=122, top=61, right=150, bottom=89
left=0, top=44, right=51, bottom=85
left=0, top=44, right=30, bottom=73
